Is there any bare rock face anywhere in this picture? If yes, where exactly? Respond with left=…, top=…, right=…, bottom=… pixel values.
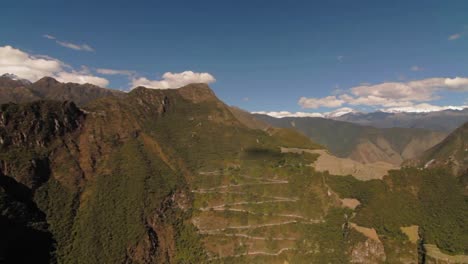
left=350, top=238, right=386, bottom=263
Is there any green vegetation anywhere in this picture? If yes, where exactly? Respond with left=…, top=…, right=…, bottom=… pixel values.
left=2, top=86, right=465, bottom=263
left=327, top=167, right=468, bottom=254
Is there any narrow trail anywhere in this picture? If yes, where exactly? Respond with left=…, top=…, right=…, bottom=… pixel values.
left=193, top=172, right=311, bottom=260
left=210, top=247, right=296, bottom=259
left=191, top=190, right=246, bottom=194
left=237, top=175, right=289, bottom=183
left=199, top=198, right=299, bottom=211
left=198, top=220, right=299, bottom=233
left=200, top=233, right=297, bottom=241
left=198, top=171, right=222, bottom=175
left=197, top=207, right=322, bottom=223
left=191, top=181, right=289, bottom=193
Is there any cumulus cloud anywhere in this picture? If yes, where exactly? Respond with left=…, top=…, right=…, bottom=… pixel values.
left=96, top=68, right=135, bottom=76
left=298, top=95, right=345, bottom=109
left=299, top=77, right=468, bottom=111
left=298, top=77, right=468, bottom=114
left=43, top=34, right=94, bottom=52
left=131, top=71, right=216, bottom=89
left=0, top=45, right=109, bottom=86
left=444, top=77, right=468, bottom=89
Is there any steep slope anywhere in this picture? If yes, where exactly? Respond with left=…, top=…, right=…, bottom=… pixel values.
left=2, top=79, right=464, bottom=263
left=327, top=167, right=468, bottom=261
left=0, top=75, right=124, bottom=106
left=1, top=83, right=355, bottom=263
left=335, top=109, right=468, bottom=132
left=228, top=106, right=271, bottom=130
left=254, top=114, right=446, bottom=165
left=0, top=100, right=84, bottom=263
left=412, top=122, right=468, bottom=176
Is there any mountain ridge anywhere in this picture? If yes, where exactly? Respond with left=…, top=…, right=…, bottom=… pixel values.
left=254, top=114, right=447, bottom=166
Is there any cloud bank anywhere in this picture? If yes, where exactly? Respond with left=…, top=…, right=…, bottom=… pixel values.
left=299, top=77, right=468, bottom=112
left=0, top=45, right=108, bottom=86
left=253, top=107, right=356, bottom=118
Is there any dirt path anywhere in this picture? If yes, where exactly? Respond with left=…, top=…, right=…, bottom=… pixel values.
left=191, top=180, right=289, bottom=193
left=202, top=233, right=297, bottom=241
left=200, top=207, right=321, bottom=221
left=211, top=247, right=296, bottom=259
left=199, top=198, right=299, bottom=211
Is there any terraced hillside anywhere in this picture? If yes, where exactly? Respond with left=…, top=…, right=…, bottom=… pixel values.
left=190, top=150, right=326, bottom=262
left=0, top=82, right=358, bottom=263
left=1, top=79, right=466, bottom=263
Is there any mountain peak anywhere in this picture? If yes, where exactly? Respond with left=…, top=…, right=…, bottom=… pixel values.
left=177, top=83, right=217, bottom=103
left=0, top=73, right=32, bottom=85
left=34, top=76, right=60, bottom=86
left=129, top=83, right=218, bottom=104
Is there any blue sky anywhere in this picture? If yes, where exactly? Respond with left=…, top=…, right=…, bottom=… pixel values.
left=1, top=0, right=467, bottom=115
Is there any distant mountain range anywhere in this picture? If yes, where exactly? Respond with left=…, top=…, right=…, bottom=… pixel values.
left=0, top=73, right=124, bottom=106
left=333, top=109, right=468, bottom=132
left=254, top=114, right=447, bottom=165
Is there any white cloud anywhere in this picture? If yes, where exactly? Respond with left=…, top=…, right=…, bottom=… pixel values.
left=298, top=95, right=345, bottom=109
left=323, top=107, right=356, bottom=117
left=252, top=111, right=324, bottom=118
left=43, top=34, right=56, bottom=40
left=444, top=77, right=468, bottom=89
left=327, top=77, right=468, bottom=108
left=0, top=45, right=109, bottom=87
left=410, top=65, right=423, bottom=72
left=56, top=41, right=94, bottom=52
left=43, top=34, right=94, bottom=52
left=298, top=77, right=468, bottom=114
left=382, top=103, right=468, bottom=113
left=96, top=68, right=135, bottom=76
left=448, top=33, right=461, bottom=40
left=252, top=108, right=357, bottom=118
left=55, top=71, right=109, bottom=87
left=131, top=71, right=216, bottom=89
